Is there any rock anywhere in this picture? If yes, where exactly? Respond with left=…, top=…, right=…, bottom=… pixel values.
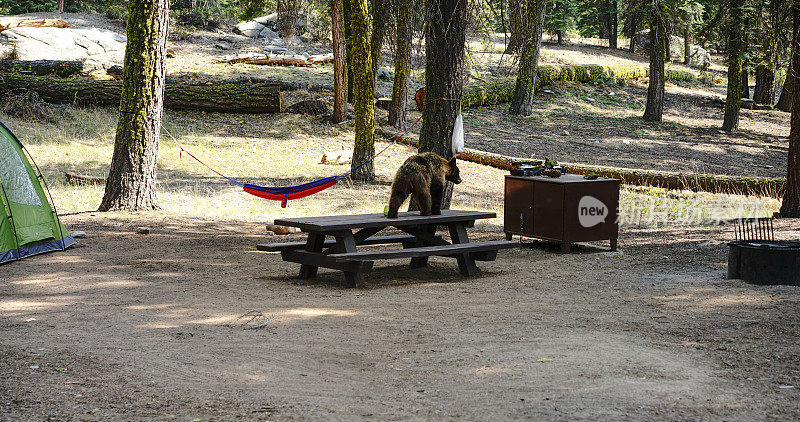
left=258, top=27, right=279, bottom=41
left=234, top=21, right=265, bottom=38
left=219, top=35, right=239, bottom=43
left=286, top=99, right=328, bottom=115
left=376, top=67, right=394, bottom=82
left=135, top=227, right=150, bottom=235
left=634, top=30, right=711, bottom=69
left=1, top=26, right=126, bottom=72
left=264, top=44, right=289, bottom=54
left=72, top=230, right=87, bottom=239
left=214, top=43, right=230, bottom=50
left=254, top=13, right=278, bottom=30
left=634, top=30, right=684, bottom=59
left=254, top=12, right=307, bottom=32
left=687, top=45, right=711, bottom=69
left=272, top=38, right=285, bottom=46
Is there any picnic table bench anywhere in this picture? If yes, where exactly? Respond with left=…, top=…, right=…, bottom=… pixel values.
left=257, top=210, right=517, bottom=287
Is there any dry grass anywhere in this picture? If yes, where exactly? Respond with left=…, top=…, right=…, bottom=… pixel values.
left=1, top=106, right=779, bottom=230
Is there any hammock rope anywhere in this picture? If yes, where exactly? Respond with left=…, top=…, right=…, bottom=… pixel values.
left=163, top=113, right=423, bottom=208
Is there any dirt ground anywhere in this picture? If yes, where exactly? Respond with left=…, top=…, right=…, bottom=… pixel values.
left=2, top=215, right=798, bottom=420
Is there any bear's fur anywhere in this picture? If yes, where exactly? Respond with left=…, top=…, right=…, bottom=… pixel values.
left=387, top=152, right=461, bottom=218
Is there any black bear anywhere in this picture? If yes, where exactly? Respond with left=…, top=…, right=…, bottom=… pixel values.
left=387, top=152, right=461, bottom=218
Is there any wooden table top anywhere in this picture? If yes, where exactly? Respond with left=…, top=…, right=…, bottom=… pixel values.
left=274, top=210, right=497, bottom=232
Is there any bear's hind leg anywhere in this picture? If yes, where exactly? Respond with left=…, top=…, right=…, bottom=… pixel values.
left=387, top=186, right=409, bottom=218
left=413, top=190, right=432, bottom=215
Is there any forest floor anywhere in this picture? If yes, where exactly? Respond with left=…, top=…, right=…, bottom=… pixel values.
left=0, top=12, right=797, bottom=421
left=1, top=215, right=799, bottom=420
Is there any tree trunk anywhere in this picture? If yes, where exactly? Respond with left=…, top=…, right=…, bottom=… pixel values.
left=754, top=65, right=776, bottom=105
left=99, top=0, right=169, bottom=211
left=625, top=2, right=639, bottom=53
left=332, top=0, right=347, bottom=123
left=349, top=0, right=375, bottom=181
left=0, top=60, right=82, bottom=77
left=599, top=1, right=611, bottom=40
left=58, top=0, right=64, bottom=14
left=370, top=0, right=388, bottom=82
left=509, top=0, right=547, bottom=116
left=389, top=0, right=413, bottom=129
left=722, top=0, right=745, bottom=132
left=0, top=73, right=281, bottom=113
left=506, top=0, right=527, bottom=54
left=609, top=0, right=618, bottom=49
left=557, top=30, right=563, bottom=44
left=643, top=7, right=665, bottom=122
left=343, top=0, right=354, bottom=103
left=276, top=0, right=300, bottom=39
left=782, top=0, right=800, bottom=217
left=777, top=2, right=799, bottom=112
left=418, top=0, right=468, bottom=210
left=684, top=24, right=691, bottom=65
left=741, top=68, right=750, bottom=99
left=664, top=19, right=672, bottom=62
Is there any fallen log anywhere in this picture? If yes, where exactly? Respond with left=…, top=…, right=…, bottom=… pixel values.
left=375, top=128, right=785, bottom=197
left=64, top=171, right=106, bottom=185
left=460, top=64, right=696, bottom=109
left=217, top=52, right=312, bottom=66
left=0, top=18, right=70, bottom=33
left=0, top=73, right=282, bottom=113
left=0, top=60, right=83, bottom=77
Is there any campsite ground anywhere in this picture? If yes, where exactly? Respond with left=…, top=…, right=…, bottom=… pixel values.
left=1, top=215, right=799, bottom=420
left=0, top=12, right=798, bottom=421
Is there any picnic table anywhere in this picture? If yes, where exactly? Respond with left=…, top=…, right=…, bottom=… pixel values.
left=257, top=210, right=517, bottom=287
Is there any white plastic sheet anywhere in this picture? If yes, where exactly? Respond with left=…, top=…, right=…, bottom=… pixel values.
left=451, top=113, right=464, bottom=155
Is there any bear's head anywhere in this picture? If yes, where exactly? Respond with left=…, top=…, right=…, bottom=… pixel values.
left=445, top=157, right=461, bottom=184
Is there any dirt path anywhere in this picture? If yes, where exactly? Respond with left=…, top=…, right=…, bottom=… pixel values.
left=2, top=215, right=798, bottom=420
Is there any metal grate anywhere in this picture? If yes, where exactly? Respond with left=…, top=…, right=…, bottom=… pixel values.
left=732, top=218, right=774, bottom=242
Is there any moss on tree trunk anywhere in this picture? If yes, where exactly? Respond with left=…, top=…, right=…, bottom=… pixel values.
left=509, top=0, right=547, bottom=116
left=643, top=5, right=665, bottom=122
left=370, top=0, right=388, bottom=82
left=331, top=0, right=347, bottom=123
left=389, top=0, right=413, bottom=129
left=99, top=0, right=169, bottom=212
left=722, top=0, right=744, bottom=132
left=349, top=0, right=375, bottom=181
left=781, top=0, right=800, bottom=217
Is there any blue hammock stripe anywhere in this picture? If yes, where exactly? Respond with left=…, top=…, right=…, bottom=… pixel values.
left=242, top=176, right=340, bottom=195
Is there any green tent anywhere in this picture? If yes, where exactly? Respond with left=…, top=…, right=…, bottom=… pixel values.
left=1, top=121, right=75, bottom=264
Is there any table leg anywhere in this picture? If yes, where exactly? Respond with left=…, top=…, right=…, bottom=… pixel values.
left=299, top=233, right=325, bottom=278
left=449, top=222, right=478, bottom=277
left=335, top=231, right=366, bottom=288
left=409, top=224, right=436, bottom=269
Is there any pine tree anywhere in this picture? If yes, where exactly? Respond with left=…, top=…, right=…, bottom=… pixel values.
left=509, top=0, right=548, bottom=115
left=99, top=0, right=169, bottom=211
left=349, top=0, right=375, bottom=181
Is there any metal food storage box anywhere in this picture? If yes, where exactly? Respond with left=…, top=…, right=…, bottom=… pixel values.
left=504, top=174, right=620, bottom=253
